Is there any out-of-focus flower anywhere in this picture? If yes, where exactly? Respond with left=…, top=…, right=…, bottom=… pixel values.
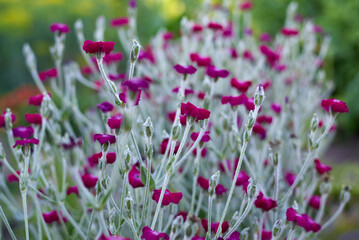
left=110, top=18, right=129, bottom=28
left=12, top=126, right=34, bottom=138
left=309, top=195, right=321, bottom=210
left=39, top=68, right=57, bottom=82
left=50, top=23, right=70, bottom=34
left=173, top=64, right=197, bottom=75
left=314, top=158, right=332, bottom=175
left=254, top=192, right=277, bottom=211
left=66, top=186, right=79, bottom=196
left=206, top=66, right=230, bottom=79
left=141, top=226, right=169, bottom=240
left=81, top=173, right=98, bottom=188
left=25, top=113, right=42, bottom=125
left=93, top=134, right=116, bottom=145
left=13, top=138, right=39, bottom=148
left=320, top=99, right=349, bottom=113
left=43, top=210, right=67, bottom=224
left=83, top=40, right=115, bottom=55
left=97, top=101, right=114, bottom=113
left=152, top=189, right=183, bottom=206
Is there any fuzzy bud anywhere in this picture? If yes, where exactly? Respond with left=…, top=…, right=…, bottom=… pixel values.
left=311, top=113, right=319, bottom=132
left=5, top=109, right=14, bottom=129
left=171, top=215, right=184, bottom=234
left=240, top=227, right=250, bottom=240
left=130, top=39, right=141, bottom=63
left=243, top=128, right=250, bottom=143
left=320, top=179, right=332, bottom=195
left=247, top=179, right=258, bottom=199
left=0, top=143, right=5, bottom=160
left=209, top=171, right=220, bottom=196
left=230, top=211, right=240, bottom=226
left=246, top=111, right=255, bottom=129
left=124, top=145, right=132, bottom=172
left=272, top=219, right=282, bottom=237
left=340, top=186, right=351, bottom=203
left=143, top=117, right=154, bottom=138
left=254, top=84, right=265, bottom=106
left=171, top=121, right=182, bottom=141
left=124, top=193, right=134, bottom=217
left=270, top=152, right=279, bottom=166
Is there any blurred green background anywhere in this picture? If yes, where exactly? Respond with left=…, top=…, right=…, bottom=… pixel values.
left=0, top=0, right=358, bottom=238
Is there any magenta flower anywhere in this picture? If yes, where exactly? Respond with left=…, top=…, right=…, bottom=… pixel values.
left=122, top=77, right=150, bottom=92
left=239, top=1, right=253, bottom=11
left=192, top=147, right=207, bottom=158
left=128, top=164, right=144, bottom=188
left=173, top=64, right=197, bottom=75
left=81, top=66, right=95, bottom=75
left=88, top=152, right=102, bottom=166
left=175, top=211, right=188, bottom=222
left=320, top=99, right=349, bottom=113
left=29, top=93, right=51, bottom=106
left=141, top=226, right=169, bottom=240
left=172, top=87, right=195, bottom=96
left=25, top=113, right=42, bottom=125
left=201, top=219, right=229, bottom=233
left=93, top=134, right=116, bottom=145
left=181, top=102, right=211, bottom=121
left=313, top=25, right=323, bottom=34
left=39, top=68, right=57, bottom=82
left=167, top=111, right=187, bottom=126
left=261, top=230, right=272, bottom=240
left=314, top=158, right=332, bottom=175
left=97, top=101, right=114, bottom=113
left=260, top=33, right=271, bottom=42
left=221, top=95, right=248, bottom=107
left=81, top=173, right=98, bottom=188
left=309, top=195, right=321, bottom=210
left=7, top=171, right=20, bottom=183
left=192, top=237, right=205, bottom=240
left=215, top=184, right=227, bottom=195
left=254, top=192, right=277, bottom=211
left=190, top=131, right=211, bottom=142
left=162, top=32, right=174, bottom=41
left=206, top=66, right=230, bottom=79
left=245, top=98, right=255, bottom=111
left=192, top=24, right=203, bottom=33
left=197, top=176, right=209, bottom=190
left=138, top=46, right=156, bottom=64
left=50, top=23, right=70, bottom=34
left=235, top=170, right=250, bottom=186
left=13, top=138, right=39, bottom=148
left=226, top=231, right=240, bottom=240
left=229, top=47, right=238, bottom=59
left=103, top=52, right=123, bottom=65
left=207, top=22, right=223, bottom=31
left=286, top=208, right=321, bottom=232
left=109, top=73, right=126, bottom=81
left=281, top=28, right=299, bottom=36
left=0, top=112, right=16, bottom=128
left=152, top=189, right=183, bottom=206
left=260, top=45, right=280, bottom=66
left=129, top=0, right=137, bottom=8
left=285, top=171, right=296, bottom=186
left=43, top=210, right=67, bottom=224
left=230, top=78, right=252, bottom=93
left=61, top=137, right=82, bottom=150
left=107, top=113, right=123, bottom=129
left=66, top=185, right=79, bottom=196
left=110, top=18, right=129, bottom=28
left=252, top=124, right=266, bottom=139
left=243, top=50, right=254, bottom=62
left=190, top=53, right=212, bottom=67
left=12, top=126, right=34, bottom=138
left=106, top=152, right=116, bottom=164
left=257, top=115, right=273, bottom=124
left=271, top=103, right=282, bottom=114
left=197, top=91, right=206, bottom=100
left=83, top=40, right=115, bottom=55
left=160, top=138, right=180, bottom=155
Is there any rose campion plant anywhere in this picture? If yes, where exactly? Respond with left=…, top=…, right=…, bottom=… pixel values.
left=0, top=1, right=350, bottom=240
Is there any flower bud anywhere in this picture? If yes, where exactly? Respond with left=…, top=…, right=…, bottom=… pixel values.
left=240, top=228, right=250, bottom=240
left=247, top=179, right=258, bottom=199
left=209, top=171, right=220, bottom=196
left=254, top=84, right=265, bottom=106
left=0, top=143, right=5, bottom=160
left=292, top=201, right=299, bottom=212
left=124, top=193, right=134, bottom=217
left=270, top=152, right=279, bottom=166
left=310, top=113, right=319, bottom=132
left=124, top=145, right=132, bottom=172
left=309, top=137, right=319, bottom=150
left=23, top=43, right=37, bottom=70
left=230, top=211, right=240, bottom=226
left=171, top=215, right=184, bottom=234
left=320, top=179, right=332, bottom=195
left=171, top=121, right=182, bottom=141
left=272, top=219, right=282, bottom=237
left=143, top=117, right=154, bottom=138
left=74, top=19, right=83, bottom=33
left=130, top=39, right=141, bottom=63
left=19, top=171, right=28, bottom=193
left=144, top=140, right=153, bottom=159
left=109, top=208, right=117, bottom=235
left=5, top=109, right=14, bottom=129
left=243, top=128, right=250, bottom=143
left=246, top=111, right=255, bottom=129
left=340, top=185, right=351, bottom=203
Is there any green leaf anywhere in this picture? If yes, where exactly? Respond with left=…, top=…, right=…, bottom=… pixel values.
left=140, top=165, right=156, bottom=191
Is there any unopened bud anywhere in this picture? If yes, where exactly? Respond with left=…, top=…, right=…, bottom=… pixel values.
left=309, top=137, right=319, bottom=150
left=74, top=19, right=83, bottom=32
left=209, top=171, right=220, bottom=196
left=247, top=179, right=258, bottom=199
left=272, top=219, right=282, bottom=237
left=240, top=228, right=249, bottom=240
left=171, top=215, right=184, bottom=234
left=230, top=211, right=240, bottom=225
left=270, top=152, right=279, bottom=166
left=243, top=128, right=250, bottom=143
left=23, top=43, right=37, bottom=70
left=130, top=39, right=141, bottom=63
left=320, top=180, right=332, bottom=195
left=94, top=16, right=105, bottom=42
left=124, top=145, right=131, bottom=171
left=246, top=111, right=255, bottom=129
left=340, top=185, right=351, bottom=203
left=311, top=113, right=319, bottom=132
left=0, top=143, right=5, bottom=159
left=254, top=84, right=265, bottom=106
left=171, top=122, right=182, bottom=141
left=143, top=117, right=154, bottom=138
left=124, top=194, right=134, bottom=216
left=5, top=109, right=14, bottom=129
left=292, top=201, right=299, bottom=212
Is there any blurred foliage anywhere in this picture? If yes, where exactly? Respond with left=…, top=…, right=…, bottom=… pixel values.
left=0, top=0, right=359, bottom=135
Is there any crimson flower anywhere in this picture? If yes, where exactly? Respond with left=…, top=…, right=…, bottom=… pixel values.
left=13, top=138, right=39, bottom=148
left=12, top=126, right=34, bottom=139
left=285, top=171, right=296, bottom=186
left=192, top=24, right=203, bottom=33
left=173, top=64, right=197, bottom=75
left=107, top=113, right=123, bottom=129
left=83, top=40, right=115, bottom=55
left=230, top=78, right=252, bottom=93
left=190, top=53, right=212, bottom=67
left=235, top=170, right=250, bottom=186
left=160, top=138, right=180, bottom=155
left=239, top=1, right=253, bottom=11
left=141, top=226, right=169, bottom=240
left=286, top=208, right=321, bottom=232
left=121, top=77, right=151, bottom=92
left=28, top=93, right=51, bottom=106
left=138, top=46, right=156, bottom=64
left=229, top=48, right=238, bottom=59
left=281, top=28, right=299, bottom=36
left=243, top=50, right=254, bottom=61
left=254, top=192, right=277, bottom=211
left=172, top=87, right=195, bottom=95
left=314, top=159, right=332, bottom=175
left=97, top=101, right=114, bottom=113
left=221, top=94, right=248, bottom=106
left=66, top=186, right=79, bottom=196
left=43, top=210, right=67, bottom=224
left=180, top=102, right=210, bottom=121
left=7, top=171, right=20, bottom=183
left=81, top=173, right=98, bottom=188
left=252, top=124, right=267, bottom=139
left=39, top=68, right=57, bottom=82
left=93, top=134, right=116, bottom=145
left=152, top=189, right=183, bottom=206
left=260, top=45, right=280, bottom=66
left=0, top=112, right=16, bottom=128
left=25, top=113, right=42, bottom=125
left=215, top=184, right=227, bottom=195
left=320, top=99, right=349, bottom=113
left=191, top=131, right=211, bottom=142
left=309, top=195, right=321, bottom=210
left=197, top=176, right=209, bottom=190
left=103, top=52, right=123, bottom=65
left=201, top=219, right=229, bottom=233
left=50, top=23, right=69, bottom=34
left=206, top=66, right=230, bottom=79
left=260, top=33, right=272, bottom=42
left=257, top=115, right=273, bottom=124
left=271, top=103, right=282, bottom=114
left=110, top=18, right=129, bottom=28
left=128, top=164, right=144, bottom=188
left=261, top=230, right=272, bottom=240
left=192, top=147, right=207, bottom=158
left=175, top=211, right=188, bottom=222
left=207, top=22, right=223, bottom=31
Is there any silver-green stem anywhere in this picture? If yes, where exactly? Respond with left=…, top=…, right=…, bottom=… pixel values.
left=151, top=173, right=170, bottom=229
left=287, top=227, right=295, bottom=240
left=0, top=205, right=17, bottom=240
left=207, top=195, right=214, bottom=238
left=141, top=154, right=152, bottom=223
left=320, top=201, right=346, bottom=232
left=315, top=194, right=327, bottom=223
left=60, top=204, right=86, bottom=239
left=21, top=192, right=29, bottom=240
